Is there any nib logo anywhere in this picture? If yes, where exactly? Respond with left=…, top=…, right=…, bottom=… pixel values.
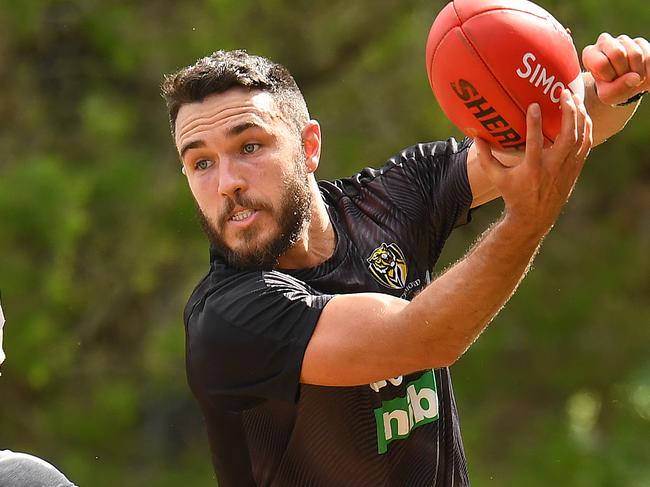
left=373, top=370, right=439, bottom=454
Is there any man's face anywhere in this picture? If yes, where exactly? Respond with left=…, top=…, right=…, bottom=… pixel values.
left=175, top=89, right=312, bottom=269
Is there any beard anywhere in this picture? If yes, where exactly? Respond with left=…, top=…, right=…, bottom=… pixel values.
left=196, top=158, right=312, bottom=270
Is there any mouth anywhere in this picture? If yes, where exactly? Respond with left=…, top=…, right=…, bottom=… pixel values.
left=231, top=208, right=256, bottom=222
left=226, top=207, right=259, bottom=228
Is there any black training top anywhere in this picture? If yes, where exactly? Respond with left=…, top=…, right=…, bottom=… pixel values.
left=184, top=138, right=474, bottom=487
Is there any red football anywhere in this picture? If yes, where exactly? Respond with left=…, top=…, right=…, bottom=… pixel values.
left=426, top=0, right=584, bottom=149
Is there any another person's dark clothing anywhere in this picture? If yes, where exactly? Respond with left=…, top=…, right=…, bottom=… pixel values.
left=185, top=138, right=474, bottom=486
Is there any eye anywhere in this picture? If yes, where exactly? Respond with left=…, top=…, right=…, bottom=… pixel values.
left=194, top=159, right=213, bottom=171
left=242, top=143, right=260, bottom=154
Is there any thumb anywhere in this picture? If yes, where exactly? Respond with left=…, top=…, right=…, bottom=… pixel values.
left=475, top=137, right=507, bottom=185
left=595, top=72, right=643, bottom=105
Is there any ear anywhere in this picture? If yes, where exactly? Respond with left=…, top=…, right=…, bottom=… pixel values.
left=301, top=120, right=322, bottom=173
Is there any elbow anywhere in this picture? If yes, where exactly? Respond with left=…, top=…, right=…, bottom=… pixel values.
left=436, top=349, right=462, bottom=368
left=413, top=339, right=464, bottom=369
left=396, top=308, right=473, bottom=371
left=438, top=335, right=475, bottom=367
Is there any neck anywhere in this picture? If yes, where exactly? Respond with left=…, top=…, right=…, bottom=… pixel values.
left=277, top=180, right=335, bottom=270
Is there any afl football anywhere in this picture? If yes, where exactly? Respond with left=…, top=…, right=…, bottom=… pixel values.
left=426, top=0, right=584, bottom=149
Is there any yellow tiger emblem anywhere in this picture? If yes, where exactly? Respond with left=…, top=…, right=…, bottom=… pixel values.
left=367, top=243, right=408, bottom=290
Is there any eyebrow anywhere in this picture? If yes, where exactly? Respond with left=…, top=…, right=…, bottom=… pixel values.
left=179, top=140, right=206, bottom=160
left=226, top=121, right=264, bottom=137
left=179, top=122, right=265, bottom=160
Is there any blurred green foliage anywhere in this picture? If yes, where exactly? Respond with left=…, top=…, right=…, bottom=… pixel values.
left=0, top=0, right=648, bottom=485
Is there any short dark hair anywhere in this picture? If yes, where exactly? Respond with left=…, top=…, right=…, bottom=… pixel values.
left=161, top=50, right=309, bottom=137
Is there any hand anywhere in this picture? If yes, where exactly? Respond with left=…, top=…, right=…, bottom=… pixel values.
left=583, top=33, right=650, bottom=106
left=474, top=90, right=593, bottom=237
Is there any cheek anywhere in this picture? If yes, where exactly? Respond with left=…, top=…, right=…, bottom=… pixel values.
left=249, top=163, right=270, bottom=184
left=247, top=166, right=277, bottom=201
left=188, top=175, right=216, bottom=211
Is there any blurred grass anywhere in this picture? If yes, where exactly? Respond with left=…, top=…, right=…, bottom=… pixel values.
left=0, top=0, right=648, bottom=485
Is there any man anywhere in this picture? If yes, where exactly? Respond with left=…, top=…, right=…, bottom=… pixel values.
left=162, top=32, right=647, bottom=485
left=0, top=301, right=76, bottom=487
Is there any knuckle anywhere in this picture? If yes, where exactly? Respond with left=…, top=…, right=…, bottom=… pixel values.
left=629, top=46, right=644, bottom=59
left=624, top=41, right=644, bottom=57
left=634, top=37, right=650, bottom=50
left=609, top=43, right=628, bottom=58
left=598, top=32, right=613, bottom=42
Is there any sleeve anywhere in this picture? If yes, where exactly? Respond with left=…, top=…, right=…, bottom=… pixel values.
left=337, top=137, right=473, bottom=265
left=378, top=137, right=474, bottom=230
left=185, top=270, right=333, bottom=413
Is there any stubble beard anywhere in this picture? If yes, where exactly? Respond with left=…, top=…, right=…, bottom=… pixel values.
left=196, top=158, right=312, bottom=270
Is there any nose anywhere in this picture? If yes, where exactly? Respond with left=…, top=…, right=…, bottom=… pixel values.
left=217, top=158, right=247, bottom=197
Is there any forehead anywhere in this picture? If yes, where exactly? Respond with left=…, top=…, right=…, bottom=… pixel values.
left=174, top=89, right=283, bottom=149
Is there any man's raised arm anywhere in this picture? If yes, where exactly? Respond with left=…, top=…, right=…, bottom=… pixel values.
left=466, top=33, right=648, bottom=209
left=301, top=91, right=592, bottom=387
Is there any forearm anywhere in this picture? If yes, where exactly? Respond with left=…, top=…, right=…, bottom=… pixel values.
left=305, top=96, right=588, bottom=386
left=401, top=215, right=544, bottom=366
left=583, top=72, right=641, bottom=146
left=303, top=217, right=545, bottom=386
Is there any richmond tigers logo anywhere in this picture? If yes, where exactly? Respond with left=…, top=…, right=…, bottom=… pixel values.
left=367, top=243, right=408, bottom=290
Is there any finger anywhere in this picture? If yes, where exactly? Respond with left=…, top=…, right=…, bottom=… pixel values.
left=550, top=90, right=578, bottom=160
left=583, top=44, right=617, bottom=82
left=576, top=113, right=593, bottom=163
left=475, top=137, right=507, bottom=185
left=618, top=35, right=645, bottom=78
left=567, top=114, right=592, bottom=199
left=523, top=103, right=543, bottom=163
left=563, top=114, right=592, bottom=201
left=597, top=32, right=631, bottom=78
left=573, top=94, right=587, bottom=153
left=634, top=37, right=650, bottom=83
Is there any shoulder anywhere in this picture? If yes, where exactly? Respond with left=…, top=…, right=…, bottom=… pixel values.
left=391, top=137, right=471, bottom=164
left=184, top=265, right=331, bottom=405
left=319, top=137, right=471, bottom=198
left=184, top=266, right=330, bottom=363
left=186, top=267, right=324, bottom=328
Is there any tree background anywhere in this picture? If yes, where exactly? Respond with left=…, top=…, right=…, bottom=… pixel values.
left=0, top=0, right=648, bottom=485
